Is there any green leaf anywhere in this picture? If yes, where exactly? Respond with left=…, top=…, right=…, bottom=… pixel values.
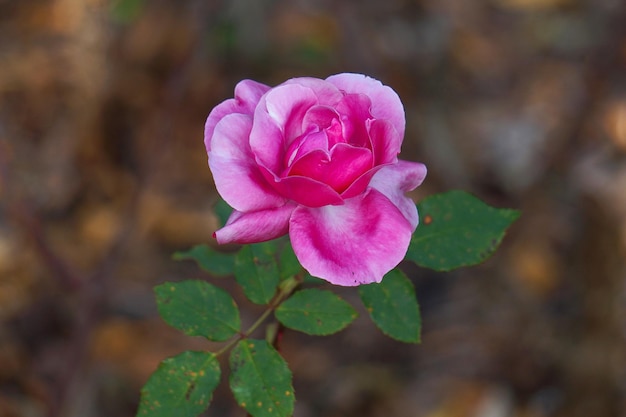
left=407, top=190, right=520, bottom=271
left=303, top=272, right=324, bottom=285
left=275, top=289, right=357, bottom=335
left=214, top=198, right=233, bottom=228
left=234, top=242, right=280, bottom=304
left=137, top=351, right=220, bottom=417
left=358, top=269, right=421, bottom=343
left=278, top=241, right=302, bottom=280
left=155, top=280, right=240, bottom=341
left=172, top=244, right=235, bottom=277
left=229, top=339, right=294, bottom=417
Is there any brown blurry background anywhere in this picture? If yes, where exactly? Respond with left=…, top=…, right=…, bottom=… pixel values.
left=1, top=0, right=626, bottom=416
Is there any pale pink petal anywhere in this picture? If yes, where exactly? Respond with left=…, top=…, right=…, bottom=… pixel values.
left=214, top=204, right=296, bottom=244
left=205, top=80, right=270, bottom=151
left=264, top=83, right=318, bottom=141
left=288, top=144, right=373, bottom=194
left=234, top=79, right=271, bottom=111
left=258, top=164, right=344, bottom=207
left=284, top=77, right=343, bottom=106
left=249, top=84, right=318, bottom=174
left=209, top=114, right=286, bottom=211
left=368, top=160, right=427, bottom=229
left=289, top=190, right=413, bottom=286
left=326, top=73, right=405, bottom=139
left=249, top=105, right=286, bottom=173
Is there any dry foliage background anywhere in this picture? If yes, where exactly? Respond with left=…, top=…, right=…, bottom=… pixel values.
left=1, top=0, right=626, bottom=416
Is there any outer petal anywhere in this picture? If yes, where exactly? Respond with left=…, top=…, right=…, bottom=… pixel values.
left=368, top=160, right=427, bottom=229
left=326, top=73, right=405, bottom=139
left=289, top=189, right=412, bottom=286
left=214, top=204, right=296, bottom=244
left=209, top=114, right=286, bottom=211
left=284, top=77, right=344, bottom=106
left=205, top=80, right=270, bottom=151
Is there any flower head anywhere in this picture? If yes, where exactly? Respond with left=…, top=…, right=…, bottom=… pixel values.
left=205, top=73, right=426, bottom=286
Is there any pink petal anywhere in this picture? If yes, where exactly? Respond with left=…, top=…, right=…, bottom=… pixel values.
left=340, top=164, right=385, bottom=199
left=368, top=119, right=402, bottom=165
left=338, top=119, right=405, bottom=199
left=214, top=204, right=296, bottom=244
left=326, top=73, right=405, bottom=139
left=264, top=83, right=318, bottom=141
left=284, top=130, right=329, bottom=169
left=205, top=80, right=270, bottom=151
left=368, top=160, right=427, bottom=229
left=284, top=77, right=344, bottom=106
left=335, top=93, right=372, bottom=148
left=249, top=84, right=318, bottom=174
left=289, top=189, right=413, bottom=286
left=301, top=106, right=344, bottom=149
left=258, top=164, right=344, bottom=207
left=249, top=105, right=286, bottom=173
left=302, top=105, right=339, bottom=132
left=288, top=144, right=373, bottom=194
left=209, top=114, right=286, bottom=211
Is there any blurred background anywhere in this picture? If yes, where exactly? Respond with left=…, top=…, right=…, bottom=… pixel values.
left=1, top=0, right=626, bottom=416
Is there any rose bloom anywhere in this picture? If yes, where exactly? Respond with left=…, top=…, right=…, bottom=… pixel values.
left=205, top=73, right=426, bottom=286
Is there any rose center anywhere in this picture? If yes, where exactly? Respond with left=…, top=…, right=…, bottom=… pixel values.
left=283, top=114, right=345, bottom=170
left=281, top=110, right=374, bottom=193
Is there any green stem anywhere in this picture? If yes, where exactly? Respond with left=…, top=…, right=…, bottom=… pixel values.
left=214, top=274, right=302, bottom=357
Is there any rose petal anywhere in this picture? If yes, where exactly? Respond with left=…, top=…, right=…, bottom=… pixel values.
left=284, top=77, right=343, bottom=106
left=303, top=105, right=338, bottom=129
left=259, top=164, right=344, bottom=207
left=209, top=114, right=286, bottom=211
left=284, top=130, right=329, bottom=169
left=264, top=83, right=318, bottom=141
left=340, top=164, right=385, bottom=199
left=289, top=189, right=413, bottom=286
left=302, top=106, right=344, bottom=150
left=250, top=84, right=318, bottom=174
left=368, top=160, right=427, bottom=229
left=369, top=119, right=402, bottom=165
left=205, top=79, right=270, bottom=151
left=249, top=106, right=286, bottom=173
left=288, top=144, right=373, bottom=194
left=214, top=204, right=296, bottom=244
left=326, top=73, right=405, bottom=139
left=335, top=93, right=373, bottom=148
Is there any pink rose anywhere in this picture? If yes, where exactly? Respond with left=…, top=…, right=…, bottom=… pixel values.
left=205, top=73, right=427, bottom=286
